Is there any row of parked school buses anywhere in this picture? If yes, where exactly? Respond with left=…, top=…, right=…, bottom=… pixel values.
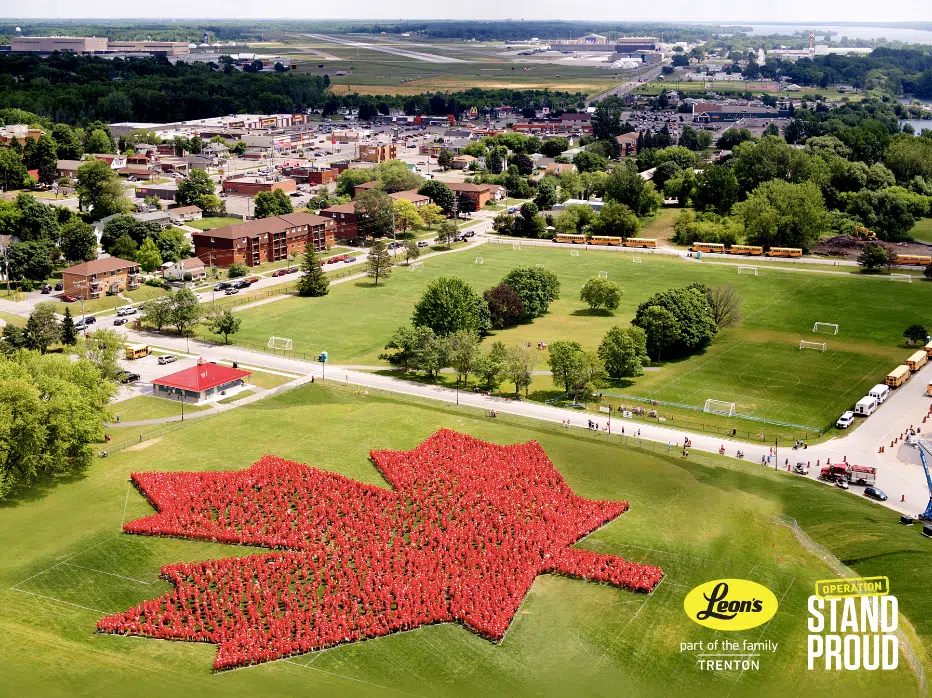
left=553, top=233, right=658, bottom=247
left=689, top=242, right=803, bottom=257
left=884, top=340, right=932, bottom=389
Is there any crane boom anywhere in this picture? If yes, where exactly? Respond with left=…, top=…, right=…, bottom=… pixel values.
left=916, top=439, right=932, bottom=520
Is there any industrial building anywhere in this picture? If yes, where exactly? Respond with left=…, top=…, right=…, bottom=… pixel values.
left=10, top=36, right=189, bottom=56
left=692, top=103, right=790, bottom=123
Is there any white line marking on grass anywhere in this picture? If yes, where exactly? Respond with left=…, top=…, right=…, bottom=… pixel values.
left=63, top=562, right=156, bottom=586
left=120, top=479, right=131, bottom=529
left=10, top=588, right=111, bottom=615
left=9, top=539, right=110, bottom=590
left=283, top=659, right=428, bottom=697
left=303, top=649, right=328, bottom=667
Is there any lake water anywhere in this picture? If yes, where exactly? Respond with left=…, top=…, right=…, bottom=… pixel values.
left=740, top=24, right=932, bottom=44
left=900, top=119, right=932, bottom=135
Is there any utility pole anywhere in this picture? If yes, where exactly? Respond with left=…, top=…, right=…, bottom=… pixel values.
left=774, top=437, right=778, bottom=471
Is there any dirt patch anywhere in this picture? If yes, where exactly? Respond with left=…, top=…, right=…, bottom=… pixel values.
left=123, top=437, right=162, bottom=452
left=812, top=234, right=932, bottom=261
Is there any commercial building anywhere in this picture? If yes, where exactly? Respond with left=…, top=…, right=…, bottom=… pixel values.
left=10, top=36, right=189, bottom=56
left=62, top=257, right=141, bottom=300
left=135, top=183, right=178, bottom=202
left=692, top=103, right=790, bottom=123
left=221, top=176, right=297, bottom=196
left=152, top=363, right=252, bottom=404
left=192, top=213, right=335, bottom=268
left=106, top=41, right=189, bottom=56
left=0, top=125, right=43, bottom=146
left=358, top=143, right=398, bottom=163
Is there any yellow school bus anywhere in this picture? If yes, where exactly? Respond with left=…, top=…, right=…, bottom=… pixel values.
left=623, top=237, right=657, bottom=248
left=885, top=364, right=911, bottom=388
left=554, top=233, right=587, bottom=244
left=125, top=343, right=151, bottom=360
left=588, top=235, right=622, bottom=246
left=767, top=247, right=803, bottom=258
left=906, top=350, right=928, bottom=372
left=728, top=244, right=764, bottom=256
left=924, top=340, right=932, bottom=359
left=895, top=254, right=932, bottom=266
left=691, top=242, right=725, bottom=253
left=927, top=382, right=932, bottom=397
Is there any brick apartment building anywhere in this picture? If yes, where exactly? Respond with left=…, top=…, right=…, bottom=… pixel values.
left=62, top=257, right=141, bottom=300
left=320, top=190, right=433, bottom=240
left=358, top=143, right=397, bottom=163
left=192, top=213, right=335, bottom=268
left=280, top=166, right=339, bottom=185
left=221, top=177, right=297, bottom=196
left=447, top=182, right=497, bottom=210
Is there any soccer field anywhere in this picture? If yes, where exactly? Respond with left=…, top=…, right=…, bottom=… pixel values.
left=0, top=384, right=924, bottom=697
left=229, top=244, right=929, bottom=431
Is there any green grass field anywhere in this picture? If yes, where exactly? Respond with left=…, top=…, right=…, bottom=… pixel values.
left=909, top=218, right=932, bottom=245
left=186, top=216, right=243, bottom=231
left=0, top=383, right=926, bottom=697
left=109, top=395, right=211, bottom=422
left=231, top=244, right=929, bottom=431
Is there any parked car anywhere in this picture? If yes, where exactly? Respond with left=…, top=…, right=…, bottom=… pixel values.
left=157, top=355, right=177, bottom=365
left=214, top=282, right=232, bottom=291
left=864, top=487, right=888, bottom=501
left=117, top=306, right=137, bottom=316
left=835, top=478, right=849, bottom=490
left=232, top=279, right=251, bottom=289
left=346, top=256, right=357, bottom=262
left=290, top=191, right=302, bottom=197
left=464, top=231, right=476, bottom=238
left=116, top=370, right=140, bottom=384
left=61, top=293, right=77, bottom=302
left=245, top=277, right=260, bottom=284
left=327, top=257, right=338, bottom=264
left=417, top=241, right=429, bottom=248
left=285, top=267, right=299, bottom=274
left=271, top=269, right=288, bottom=277
left=54, top=282, right=63, bottom=291
left=113, top=317, right=128, bottom=326
left=224, top=288, right=240, bottom=295
left=835, top=411, right=855, bottom=429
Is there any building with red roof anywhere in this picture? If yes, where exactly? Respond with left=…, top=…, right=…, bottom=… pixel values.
left=152, top=363, right=253, bottom=404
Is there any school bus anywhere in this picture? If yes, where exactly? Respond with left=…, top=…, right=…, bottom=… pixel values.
left=767, top=247, right=803, bottom=257
left=125, top=343, right=151, bottom=360
left=554, top=233, right=587, bottom=244
left=588, top=235, right=622, bottom=246
left=885, top=364, right=911, bottom=388
left=690, top=242, right=725, bottom=253
left=728, top=244, right=764, bottom=256
left=924, top=340, right=932, bottom=359
left=927, top=382, right=932, bottom=397
left=895, top=254, right=932, bottom=266
left=623, top=238, right=657, bottom=248
left=906, top=350, right=928, bottom=372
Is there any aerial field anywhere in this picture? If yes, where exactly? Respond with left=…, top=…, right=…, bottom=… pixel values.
left=0, top=384, right=926, bottom=696
left=229, top=243, right=930, bottom=432
left=631, top=79, right=863, bottom=101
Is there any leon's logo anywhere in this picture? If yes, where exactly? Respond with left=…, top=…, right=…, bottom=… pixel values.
left=684, top=579, right=778, bottom=631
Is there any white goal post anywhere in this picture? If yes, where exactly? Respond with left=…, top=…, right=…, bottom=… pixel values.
left=632, top=256, right=642, bottom=263
left=890, top=274, right=913, bottom=283
left=474, top=256, right=484, bottom=264
left=409, top=261, right=424, bottom=271
left=800, top=340, right=826, bottom=352
left=512, top=243, right=522, bottom=251
left=536, top=263, right=545, bottom=268
left=812, top=322, right=839, bottom=335
left=737, top=266, right=759, bottom=276
left=598, top=271, right=608, bottom=278
left=268, top=336, right=293, bottom=350
left=570, top=249, right=580, bottom=257
left=703, top=399, right=736, bottom=417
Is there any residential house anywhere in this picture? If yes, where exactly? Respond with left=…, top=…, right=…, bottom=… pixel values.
left=168, top=205, right=203, bottom=225
left=451, top=154, right=476, bottom=170
left=161, top=257, right=207, bottom=281
left=446, top=182, right=495, bottom=209
left=56, top=160, right=85, bottom=179
left=62, top=257, right=141, bottom=300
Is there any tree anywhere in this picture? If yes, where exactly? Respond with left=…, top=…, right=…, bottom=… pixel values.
left=904, top=324, right=928, bottom=346
left=501, top=267, right=560, bottom=320
left=356, top=189, right=394, bottom=237
left=436, top=220, right=458, bottom=248
left=142, top=298, right=172, bottom=331
left=0, top=351, right=114, bottom=499
left=208, top=307, right=242, bottom=344
left=337, top=169, right=376, bottom=197
left=60, top=307, right=77, bottom=346
left=227, top=262, right=248, bottom=278
left=135, top=237, right=163, bottom=272
left=592, top=101, right=623, bottom=142
left=505, top=345, right=535, bottom=396
left=152, top=227, right=192, bottom=263
left=27, top=133, right=58, bottom=185
left=170, top=288, right=201, bottom=336
left=412, top=277, right=490, bottom=336
left=548, top=342, right=604, bottom=403
left=230, top=140, right=247, bottom=156
left=366, top=240, right=393, bottom=286
left=486, top=149, right=504, bottom=175
left=5, top=240, right=57, bottom=282
left=176, top=169, right=215, bottom=207
left=373, top=159, right=424, bottom=193
left=380, top=325, right=436, bottom=373
left=735, top=180, right=828, bottom=251
left=540, top=137, right=569, bottom=157
left=447, top=330, right=480, bottom=384
left=731, top=136, right=812, bottom=194
left=483, top=283, right=524, bottom=329
left=254, top=189, right=293, bottom=219
left=100, top=215, right=161, bottom=250
left=534, top=177, right=558, bottom=211
left=297, top=245, right=329, bottom=297
left=473, top=341, right=508, bottom=389
left=857, top=242, right=889, bottom=270
left=418, top=203, right=445, bottom=228
left=413, top=330, right=450, bottom=381
left=716, top=128, right=753, bottom=150
left=86, top=129, right=113, bottom=154
left=75, top=160, right=130, bottom=217
left=23, top=305, right=60, bottom=354
left=603, top=167, right=662, bottom=217
left=0, top=147, right=27, bottom=191
left=511, top=153, right=534, bottom=176
left=678, top=126, right=713, bottom=152
left=572, top=151, right=607, bottom=173
left=705, top=285, right=742, bottom=328
left=418, top=180, right=455, bottom=216
left=84, top=328, right=126, bottom=380
left=15, top=194, right=61, bottom=243
left=846, top=189, right=915, bottom=241
left=392, top=198, right=423, bottom=235
left=590, top=201, right=639, bottom=239
left=635, top=305, right=680, bottom=360
left=633, top=285, right=718, bottom=357
left=51, top=123, right=83, bottom=160
left=547, top=340, right=581, bottom=395
left=579, top=277, right=623, bottom=311
left=404, top=240, right=421, bottom=266
left=437, top=149, right=454, bottom=170
left=598, top=326, right=649, bottom=379
left=692, top=165, right=739, bottom=216
left=109, top=234, right=138, bottom=261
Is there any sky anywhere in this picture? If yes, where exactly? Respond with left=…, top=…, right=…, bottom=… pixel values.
left=4, top=1, right=930, bottom=23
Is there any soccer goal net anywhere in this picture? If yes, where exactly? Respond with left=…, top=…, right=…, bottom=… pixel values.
left=632, top=256, right=642, bottom=263
left=890, top=274, right=913, bottom=283
left=598, top=271, right=608, bottom=278
left=512, top=243, right=522, bottom=251
left=703, top=399, right=736, bottom=417
left=474, top=257, right=484, bottom=265
left=737, top=266, right=759, bottom=275
left=812, top=322, right=839, bottom=335
left=800, top=340, right=826, bottom=352
left=536, top=263, right=545, bottom=268
left=268, top=336, right=293, bottom=350
left=409, top=262, right=424, bottom=271
left=570, top=250, right=580, bottom=257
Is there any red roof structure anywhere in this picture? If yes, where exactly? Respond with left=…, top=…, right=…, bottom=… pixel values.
left=152, top=364, right=252, bottom=392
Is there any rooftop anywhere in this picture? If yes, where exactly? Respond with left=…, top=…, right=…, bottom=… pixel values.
left=62, top=257, right=138, bottom=277
left=193, top=212, right=333, bottom=240
left=152, top=363, right=252, bottom=392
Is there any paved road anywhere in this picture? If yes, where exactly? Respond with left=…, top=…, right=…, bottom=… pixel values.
left=586, top=64, right=665, bottom=105
left=305, top=34, right=466, bottom=64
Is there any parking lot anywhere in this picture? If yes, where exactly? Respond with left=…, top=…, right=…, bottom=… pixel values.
left=110, top=349, right=199, bottom=404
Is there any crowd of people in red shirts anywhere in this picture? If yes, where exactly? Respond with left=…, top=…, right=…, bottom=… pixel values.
left=98, top=429, right=663, bottom=670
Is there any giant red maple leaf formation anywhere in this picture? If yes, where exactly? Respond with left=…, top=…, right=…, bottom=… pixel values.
left=98, top=430, right=663, bottom=670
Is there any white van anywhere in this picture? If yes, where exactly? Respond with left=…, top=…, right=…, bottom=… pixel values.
left=868, top=384, right=890, bottom=404
left=854, top=396, right=878, bottom=417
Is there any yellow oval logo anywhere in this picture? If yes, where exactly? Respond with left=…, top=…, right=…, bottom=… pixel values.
left=684, top=579, right=779, bottom=631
